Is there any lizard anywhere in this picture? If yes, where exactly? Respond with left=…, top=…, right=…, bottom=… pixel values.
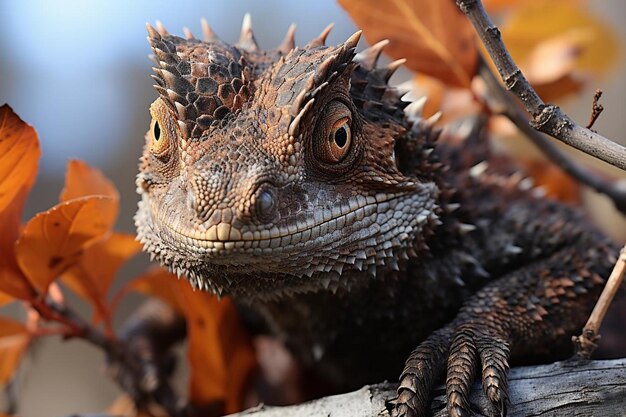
left=134, top=15, right=619, bottom=417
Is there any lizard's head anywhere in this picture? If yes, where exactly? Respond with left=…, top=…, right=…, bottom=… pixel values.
left=136, top=16, right=443, bottom=298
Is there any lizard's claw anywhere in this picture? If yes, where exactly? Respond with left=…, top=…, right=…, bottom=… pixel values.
left=390, top=322, right=510, bottom=417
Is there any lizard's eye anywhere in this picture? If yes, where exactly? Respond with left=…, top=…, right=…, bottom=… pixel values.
left=314, top=101, right=353, bottom=164
left=149, top=118, right=170, bottom=156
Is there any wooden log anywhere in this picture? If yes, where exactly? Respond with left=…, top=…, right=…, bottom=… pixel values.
left=228, top=359, right=626, bottom=417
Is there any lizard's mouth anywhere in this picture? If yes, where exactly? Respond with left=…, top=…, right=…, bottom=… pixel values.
left=153, top=191, right=405, bottom=254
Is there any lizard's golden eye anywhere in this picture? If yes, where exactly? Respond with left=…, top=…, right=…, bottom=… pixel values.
left=326, top=118, right=351, bottom=162
left=149, top=118, right=170, bottom=155
left=315, top=101, right=353, bottom=164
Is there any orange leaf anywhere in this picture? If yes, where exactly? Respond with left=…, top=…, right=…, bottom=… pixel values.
left=501, top=1, right=619, bottom=77
left=118, top=269, right=256, bottom=412
left=62, top=232, right=142, bottom=322
left=115, top=267, right=185, bottom=314
left=179, top=283, right=256, bottom=413
left=339, top=0, right=477, bottom=87
left=15, top=196, right=117, bottom=293
left=533, top=74, right=585, bottom=103
left=60, top=159, right=118, bottom=203
left=483, top=0, right=544, bottom=13
left=523, top=160, right=581, bottom=204
left=0, top=106, right=40, bottom=302
left=0, top=316, right=30, bottom=384
left=0, top=105, right=40, bottom=219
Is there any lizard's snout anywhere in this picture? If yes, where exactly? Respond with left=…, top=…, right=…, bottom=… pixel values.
left=187, top=160, right=279, bottom=229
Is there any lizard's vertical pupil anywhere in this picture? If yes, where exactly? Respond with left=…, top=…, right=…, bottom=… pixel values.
left=153, top=120, right=161, bottom=141
left=334, top=127, right=348, bottom=148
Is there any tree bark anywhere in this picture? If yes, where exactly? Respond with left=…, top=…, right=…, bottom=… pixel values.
left=228, top=358, right=626, bottom=417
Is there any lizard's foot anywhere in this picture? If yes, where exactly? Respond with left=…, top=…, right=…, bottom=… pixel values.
left=390, top=321, right=510, bottom=417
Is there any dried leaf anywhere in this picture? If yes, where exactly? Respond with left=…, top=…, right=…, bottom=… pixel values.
left=339, top=0, right=477, bottom=87
left=60, top=159, right=118, bottom=203
left=15, top=196, right=117, bottom=293
left=502, top=1, right=619, bottom=76
left=116, top=267, right=185, bottom=314
left=179, top=283, right=256, bottom=413
left=483, top=0, right=548, bottom=13
left=0, top=106, right=40, bottom=302
left=62, top=232, right=142, bottom=322
left=119, top=270, right=256, bottom=412
left=405, top=74, right=482, bottom=123
left=524, top=160, right=581, bottom=203
left=0, top=316, right=30, bottom=384
left=0, top=105, right=40, bottom=217
left=533, top=74, right=585, bottom=103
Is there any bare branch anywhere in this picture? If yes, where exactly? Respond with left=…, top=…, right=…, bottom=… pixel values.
left=477, top=58, right=626, bottom=213
left=574, top=244, right=626, bottom=359
left=456, top=0, right=626, bottom=171
left=227, top=359, right=626, bottom=417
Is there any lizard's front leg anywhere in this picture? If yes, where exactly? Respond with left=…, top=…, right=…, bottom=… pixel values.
left=391, top=242, right=616, bottom=417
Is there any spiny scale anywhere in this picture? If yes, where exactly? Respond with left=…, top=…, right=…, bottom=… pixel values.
left=354, top=39, right=390, bottom=70
left=236, top=13, right=259, bottom=51
left=308, top=23, right=334, bottom=47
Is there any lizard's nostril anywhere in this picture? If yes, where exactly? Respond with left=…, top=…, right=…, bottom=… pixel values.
left=255, top=184, right=277, bottom=221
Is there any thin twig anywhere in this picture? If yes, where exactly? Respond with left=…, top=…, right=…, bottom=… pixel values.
left=456, top=0, right=626, bottom=171
left=586, top=89, right=604, bottom=130
left=573, top=244, right=626, bottom=359
left=38, top=299, right=185, bottom=417
left=477, top=58, right=626, bottom=213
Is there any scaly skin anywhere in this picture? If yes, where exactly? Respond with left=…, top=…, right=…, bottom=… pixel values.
left=135, top=17, right=618, bottom=417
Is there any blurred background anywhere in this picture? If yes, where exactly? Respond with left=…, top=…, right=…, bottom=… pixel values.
left=0, top=1, right=624, bottom=416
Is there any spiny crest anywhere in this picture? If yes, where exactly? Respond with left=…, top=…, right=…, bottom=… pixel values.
left=285, top=30, right=363, bottom=136
left=147, top=15, right=416, bottom=142
left=147, top=21, right=252, bottom=139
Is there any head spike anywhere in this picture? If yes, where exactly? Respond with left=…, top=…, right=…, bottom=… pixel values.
left=183, top=27, right=195, bottom=40
left=425, top=111, right=442, bottom=127
left=354, top=39, right=389, bottom=70
left=200, top=17, right=218, bottom=41
left=384, top=58, right=406, bottom=81
left=155, top=20, right=169, bottom=36
left=344, top=30, right=362, bottom=49
left=146, top=23, right=161, bottom=41
left=308, top=23, right=334, bottom=47
left=278, top=23, right=296, bottom=54
left=237, top=13, right=259, bottom=51
left=404, top=96, right=428, bottom=119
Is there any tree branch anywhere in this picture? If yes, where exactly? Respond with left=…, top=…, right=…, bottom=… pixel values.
left=476, top=57, right=626, bottom=213
left=227, top=359, right=626, bottom=417
left=456, top=0, right=626, bottom=171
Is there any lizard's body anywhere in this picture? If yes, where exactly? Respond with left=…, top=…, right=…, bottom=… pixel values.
left=254, top=164, right=613, bottom=392
left=135, top=18, right=617, bottom=416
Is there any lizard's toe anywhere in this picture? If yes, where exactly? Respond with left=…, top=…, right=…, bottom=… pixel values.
left=390, top=328, right=453, bottom=417
left=446, top=324, right=510, bottom=417
left=477, top=332, right=510, bottom=414
left=446, top=326, right=478, bottom=417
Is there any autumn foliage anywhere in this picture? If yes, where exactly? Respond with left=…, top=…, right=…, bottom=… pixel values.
left=0, top=106, right=256, bottom=415
left=339, top=0, right=620, bottom=205
left=0, top=0, right=623, bottom=416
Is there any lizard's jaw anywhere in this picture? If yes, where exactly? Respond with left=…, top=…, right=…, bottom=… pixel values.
left=135, top=182, right=440, bottom=298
